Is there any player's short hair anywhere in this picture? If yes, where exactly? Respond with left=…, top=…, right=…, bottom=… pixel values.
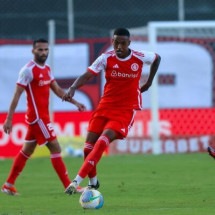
left=113, top=28, right=130, bottom=37
left=33, top=38, right=48, bottom=47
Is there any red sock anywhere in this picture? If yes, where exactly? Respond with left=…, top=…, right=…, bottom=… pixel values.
left=50, top=153, right=71, bottom=188
left=6, top=150, right=30, bottom=185
left=78, top=135, right=110, bottom=178
left=84, top=142, right=96, bottom=178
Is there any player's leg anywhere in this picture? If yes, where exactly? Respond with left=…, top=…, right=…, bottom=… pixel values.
left=64, top=133, right=100, bottom=194
left=83, top=116, right=109, bottom=189
left=78, top=130, right=115, bottom=179
left=65, top=110, right=136, bottom=194
left=1, top=123, right=37, bottom=196
left=81, top=110, right=135, bottom=188
left=83, top=109, right=134, bottom=180
left=33, top=119, right=73, bottom=191
left=1, top=141, right=37, bottom=196
left=65, top=129, right=116, bottom=195
left=84, top=132, right=100, bottom=188
left=46, top=139, right=73, bottom=189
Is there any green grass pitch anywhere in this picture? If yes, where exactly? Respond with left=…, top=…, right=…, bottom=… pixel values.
left=0, top=153, right=215, bottom=215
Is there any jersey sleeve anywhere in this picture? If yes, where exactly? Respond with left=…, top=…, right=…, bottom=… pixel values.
left=48, top=66, right=55, bottom=82
left=88, top=54, right=106, bottom=74
left=142, top=51, right=157, bottom=65
left=16, top=67, right=33, bottom=87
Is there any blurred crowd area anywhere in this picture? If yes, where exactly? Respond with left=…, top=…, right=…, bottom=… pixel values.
left=1, top=0, right=215, bottom=40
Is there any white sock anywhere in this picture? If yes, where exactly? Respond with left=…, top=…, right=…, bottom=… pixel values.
left=74, top=175, right=83, bottom=185
left=5, top=182, right=13, bottom=187
left=89, top=176, right=97, bottom=186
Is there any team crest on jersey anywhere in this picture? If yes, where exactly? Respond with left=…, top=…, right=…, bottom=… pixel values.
left=131, top=63, right=139, bottom=71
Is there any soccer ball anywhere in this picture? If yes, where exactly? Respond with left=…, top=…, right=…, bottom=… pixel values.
left=79, top=189, right=104, bottom=209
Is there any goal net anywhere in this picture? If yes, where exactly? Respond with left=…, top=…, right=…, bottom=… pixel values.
left=147, top=21, right=215, bottom=154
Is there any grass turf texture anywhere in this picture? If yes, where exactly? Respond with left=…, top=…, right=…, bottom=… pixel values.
left=0, top=153, right=215, bottom=215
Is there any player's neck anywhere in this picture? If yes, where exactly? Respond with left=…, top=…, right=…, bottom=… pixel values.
left=34, top=60, right=45, bottom=67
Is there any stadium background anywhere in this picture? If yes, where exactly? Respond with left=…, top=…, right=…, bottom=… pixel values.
left=0, top=0, right=215, bottom=158
left=1, top=0, right=215, bottom=39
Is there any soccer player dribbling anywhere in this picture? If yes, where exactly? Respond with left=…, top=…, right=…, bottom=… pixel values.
left=63, top=28, right=161, bottom=195
left=1, top=38, right=86, bottom=195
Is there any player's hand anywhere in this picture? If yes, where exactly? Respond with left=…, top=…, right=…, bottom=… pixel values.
left=3, top=119, right=12, bottom=134
left=76, top=103, right=86, bottom=112
left=62, top=87, right=75, bottom=101
left=140, top=82, right=152, bottom=93
left=71, top=99, right=86, bottom=112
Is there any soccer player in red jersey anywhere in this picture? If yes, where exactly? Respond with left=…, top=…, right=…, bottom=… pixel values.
left=63, top=28, right=161, bottom=195
left=1, top=38, right=86, bottom=195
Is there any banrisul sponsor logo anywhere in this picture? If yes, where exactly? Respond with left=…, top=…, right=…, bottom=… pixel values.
left=111, top=70, right=138, bottom=78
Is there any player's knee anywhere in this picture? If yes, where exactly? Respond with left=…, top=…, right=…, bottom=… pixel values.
left=46, top=142, right=61, bottom=154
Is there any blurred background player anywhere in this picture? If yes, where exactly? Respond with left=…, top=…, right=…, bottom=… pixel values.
left=1, top=38, right=85, bottom=195
left=63, top=28, right=161, bottom=195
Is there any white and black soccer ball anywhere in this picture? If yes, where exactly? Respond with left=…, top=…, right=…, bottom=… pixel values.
left=79, top=189, right=104, bottom=209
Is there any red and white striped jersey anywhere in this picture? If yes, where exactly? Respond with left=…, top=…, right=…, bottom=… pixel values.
left=17, top=60, right=54, bottom=124
left=88, top=49, right=156, bottom=110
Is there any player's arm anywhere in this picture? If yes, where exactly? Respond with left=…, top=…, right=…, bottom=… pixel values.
left=3, top=85, right=25, bottom=134
left=62, top=70, right=94, bottom=101
left=50, top=80, right=86, bottom=111
left=140, top=53, right=161, bottom=93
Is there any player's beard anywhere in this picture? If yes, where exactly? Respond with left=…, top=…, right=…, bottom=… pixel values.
left=37, top=55, right=48, bottom=64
